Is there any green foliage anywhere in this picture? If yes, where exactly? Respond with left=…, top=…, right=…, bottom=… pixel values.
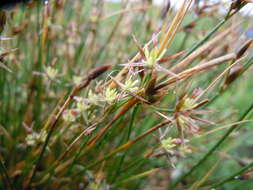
left=0, top=0, right=253, bottom=190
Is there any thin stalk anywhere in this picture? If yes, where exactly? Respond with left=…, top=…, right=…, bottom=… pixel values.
left=114, top=168, right=160, bottom=186
left=84, top=95, right=141, bottom=151
left=120, top=157, right=146, bottom=174
left=158, top=0, right=192, bottom=56
left=156, top=53, right=236, bottom=90
left=207, top=55, right=253, bottom=106
left=0, top=158, right=13, bottom=190
left=66, top=139, right=89, bottom=174
left=40, top=106, right=116, bottom=180
left=85, top=120, right=171, bottom=169
left=96, top=1, right=128, bottom=61
left=179, top=3, right=246, bottom=62
left=168, top=102, right=253, bottom=189
left=188, top=159, right=220, bottom=190
left=208, top=161, right=253, bottom=189
left=181, top=19, right=226, bottom=60
left=111, top=105, right=139, bottom=183
left=26, top=65, right=111, bottom=188
left=170, top=23, right=239, bottom=72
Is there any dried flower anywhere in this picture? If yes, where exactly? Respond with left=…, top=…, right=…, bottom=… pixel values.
left=161, top=137, right=189, bottom=154
left=45, top=66, right=58, bottom=79
left=26, top=130, right=47, bottom=146
left=104, top=88, right=118, bottom=103
left=122, top=78, right=139, bottom=92
left=88, top=90, right=100, bottom=105
left=161, top=137, right=176, bottom=154
left=62, top=109, right=79, bottom=123
left=76, top=99, right=89, bottom=113
left=121, top=41, right=177, bottom=77
left=174, top=88, right=212, bottom=135
left=144, top=46, right=166, bottom=69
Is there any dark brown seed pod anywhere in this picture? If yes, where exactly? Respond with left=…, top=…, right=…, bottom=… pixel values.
left=145, top=73, right=157, bottom=96
left=87, top=64, right=112, bottom=81
left=224, top=65, right=244, bottom=86
left=236, top=38, right=253, bottom=59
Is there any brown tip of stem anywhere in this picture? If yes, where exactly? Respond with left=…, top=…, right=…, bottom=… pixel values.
left=87, top=64, right=112, bottom=81
left=236, top=38, right=253, bottom=59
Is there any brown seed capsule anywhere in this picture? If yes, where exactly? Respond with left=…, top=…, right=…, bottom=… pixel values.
left=87, top=64, right=112, bottom=81
left=224, top=65, right=244, bottom=86
left=231, top=0, right=241, bottom=10
left=183, top=22, right=196, bottom=33
left=145, top=73, right=157, bottom=95
left=236, top=38, right=253, bottom=59
left=160, top=0, right=171, bottom=19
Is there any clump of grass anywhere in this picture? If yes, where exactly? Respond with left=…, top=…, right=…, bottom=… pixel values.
left=0, top=0, right=253, bottom=189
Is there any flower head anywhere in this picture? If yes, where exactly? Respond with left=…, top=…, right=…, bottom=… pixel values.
left=26, top=130, right=47, bottom=146
left=174, top=88, right=212, bottom=135
left=62, top=109, right=79, bottom=123
left=161, top=137, right=176, bottom=154
left=88, top=90, right=100, bottom=105
left=144, top=46, right=166, bottom=69
left=76, top=99, right=89, bottom=113
left=161, top=137, right=189, bottom=154
left=45, top=66, right=58, bottom=79
left=104, top=88, right=118, bottom=103
left=122, top=78, right=139, bottom=92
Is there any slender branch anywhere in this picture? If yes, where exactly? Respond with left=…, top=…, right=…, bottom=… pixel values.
left=209, top=161, right=253, bottom=189
left=86, top=119, right=171, bottom=169
left=26, top=65, right=111, bottom=189
left=0, top=158, right=13, bottom=190
left=156, top=53, right=236, bottom=90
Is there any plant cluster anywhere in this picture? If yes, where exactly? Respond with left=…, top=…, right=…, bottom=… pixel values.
left=0, top=0, right=253, bottom=189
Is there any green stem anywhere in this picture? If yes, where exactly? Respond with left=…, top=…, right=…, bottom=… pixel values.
left=0, top=158, right=13, bottom=190
left=85, top=120, right=170, bottom=170
left=207, top=55, right=253, bottom=106
left=180, top=19, right=226, bottom=61
left=180, top=3, right=246, bottom=62
left=209, top=161, right=253, bottom=189
left=96, top=1, right=128, bottom=62
left=111, top=105, right=139, bottom=183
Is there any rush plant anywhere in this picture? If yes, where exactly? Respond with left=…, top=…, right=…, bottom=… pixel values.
left=0, top=0, right=253, bottom=190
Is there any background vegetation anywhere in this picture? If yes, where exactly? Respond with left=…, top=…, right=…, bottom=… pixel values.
left=0, top=0, right=253, bottom=189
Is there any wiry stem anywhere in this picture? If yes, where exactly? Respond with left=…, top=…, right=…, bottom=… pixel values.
left=208, top=161, right=253, bottom=189
left=177, top=3, right=247, bottom=64
left=0, top=157, right=13, bottom=190
left=86, top=119, right=171, bottom=169
left=156, top=53, right=236, bottom=90
left=170, top=23, right=240, bottom=73
left=26, top=65, right=111, bottom=188
left=85, top=96, right=140, bottom=151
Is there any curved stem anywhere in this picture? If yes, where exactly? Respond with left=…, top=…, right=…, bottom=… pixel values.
left=0, top=158, right=13, bottom=190
left=209, top=161, right=253, bottom=189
